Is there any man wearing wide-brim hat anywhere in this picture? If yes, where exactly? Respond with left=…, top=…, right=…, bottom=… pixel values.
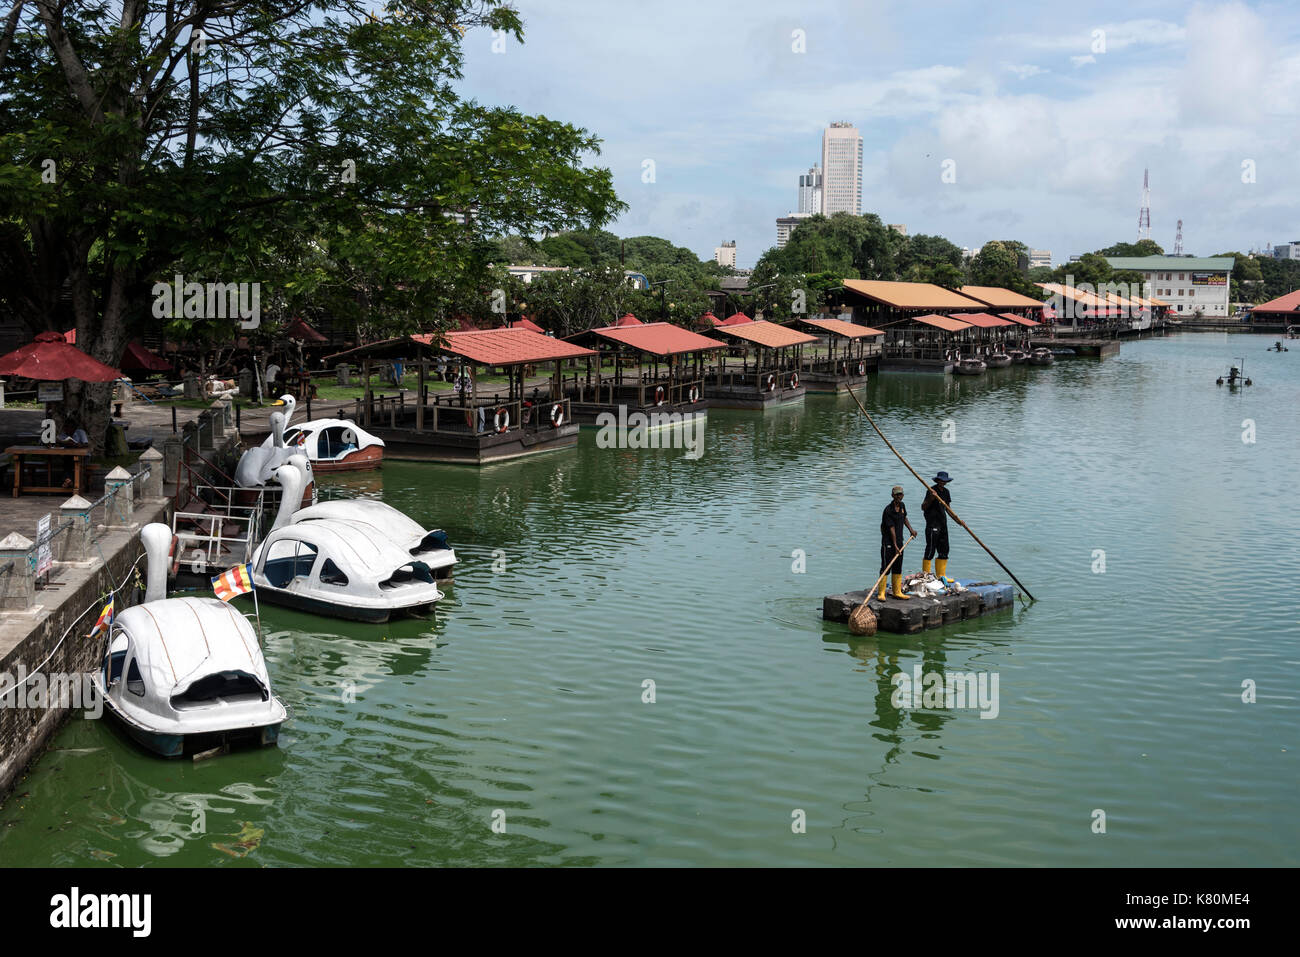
left=922, top=471, right=953, bottom=579
left=879, top=485, right=916, bottom=601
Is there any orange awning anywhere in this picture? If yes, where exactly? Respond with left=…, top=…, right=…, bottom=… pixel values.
left=578, top=322, right=725, bottom=357
left=796, top=318, right=884, bottom=338
left=709, top=320, right=818, bottom=348
left=909, top=314, right=973, bottom=332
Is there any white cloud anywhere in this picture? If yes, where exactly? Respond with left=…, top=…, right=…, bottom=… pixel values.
left=1004, top=62, right=1047, bottom=79
left=1071, top=55, right=1097, bottom=67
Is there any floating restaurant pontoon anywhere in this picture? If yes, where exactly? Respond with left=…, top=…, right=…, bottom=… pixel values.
left=326, top=327, right=597, bottom=465
left=702, top=314, right=818, bottom=409
left=563, top=317, right=723, bottom=425
left=879, top=314, right=974, bottom=374
left=790, top=317, right=884, bottom=392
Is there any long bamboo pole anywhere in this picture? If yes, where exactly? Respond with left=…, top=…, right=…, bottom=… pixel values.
left=846, top=384, right=1036, bottom=602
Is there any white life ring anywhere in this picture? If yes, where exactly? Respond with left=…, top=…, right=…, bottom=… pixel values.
left=857, top=360, right=866, bottom=376
left=550, top=403, right=564, bottom=427
left=688, top=385, right=699, bottom=403
left=789, top=372, right=799, bottom=389
left=654, top=385, right=665, bottom=406
left=494, top=407, right=509, bottom=433
left=765, top=373, right=776, bottom=392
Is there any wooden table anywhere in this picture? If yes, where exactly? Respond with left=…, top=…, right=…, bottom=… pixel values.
left=5, top=446, right=88, bottom=497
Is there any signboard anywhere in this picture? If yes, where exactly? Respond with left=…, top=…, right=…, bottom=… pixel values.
left=1192, top=272, right=1227, bottom=286
left=36, top=513, right=53, bottom=578
left=37, top=382, right=64, bottom=402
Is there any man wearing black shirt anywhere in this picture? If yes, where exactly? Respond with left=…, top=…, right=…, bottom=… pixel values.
left=879, top=485, right=916, bottom=601
left=922, top=471, right=953, bottom=578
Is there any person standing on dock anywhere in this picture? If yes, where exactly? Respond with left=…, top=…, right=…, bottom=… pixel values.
left=879, top=486, right=916, bottom=601
left=922, top=471, right=953, bottom=579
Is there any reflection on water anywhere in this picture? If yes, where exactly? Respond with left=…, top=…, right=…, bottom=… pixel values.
left=2, top=335, right=1298, bottom=867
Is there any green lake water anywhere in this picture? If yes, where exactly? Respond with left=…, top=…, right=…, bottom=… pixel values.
left=2, top=333, right=1297, bottom=866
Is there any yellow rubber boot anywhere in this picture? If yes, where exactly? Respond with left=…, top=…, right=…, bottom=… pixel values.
left=891, top=574, right=910, bottom=599
left=922, top=559, right=932, bottom=575
left=936, top=559, right=948, bottom=579
left=878, top=576, right=888, bottom=601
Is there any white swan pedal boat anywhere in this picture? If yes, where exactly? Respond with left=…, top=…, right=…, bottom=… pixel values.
left=269, top=418, right=384, bottom=472
left=247, top=462, right=450, bottom=622
left=91, top=524, right=287, bottom=758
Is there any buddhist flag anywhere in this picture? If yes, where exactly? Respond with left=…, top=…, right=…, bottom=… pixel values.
left=212, top=564, right=254, bottom=602
left=90, top=597, right=114, bottom=637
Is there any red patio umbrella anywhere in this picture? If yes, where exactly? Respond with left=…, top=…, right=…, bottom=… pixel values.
left=284, top=317, right=328, bottom=343
left=120, top=340, right=173, bottom=373
left=0, top=331, right=122, bottom=381
left=719, top=312, right=754, bottom=326
left=509, top=317, right=545, bottom=333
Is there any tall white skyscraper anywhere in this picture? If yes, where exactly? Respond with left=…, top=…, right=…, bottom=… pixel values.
left=714, top=240, right=737, bottom=268
left=821, top=122, right=862, bottom=216
left=798, top=165, right=822, bottom=215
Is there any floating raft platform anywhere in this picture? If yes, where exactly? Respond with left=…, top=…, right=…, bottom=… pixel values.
left=823, top=580, right=1016, bottom=634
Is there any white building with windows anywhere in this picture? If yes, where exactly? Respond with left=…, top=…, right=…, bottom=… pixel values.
left=1029, top=249, right=1051, bottom=269
left=714, top=241, right=737, bottom=268
left=1274, top=242, right=1300, bottom=260
left=798, top=165, right=822, bottom=215
left=820, top=122, right=862, bottom=216
left=776, top=213, right=811, bottom=248
left=1104, top=255, right=1234, bottom=317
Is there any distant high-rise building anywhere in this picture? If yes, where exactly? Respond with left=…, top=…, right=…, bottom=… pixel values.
left=714, top=240, right=737, bottom=269
left=776, top=213, right=811, bottom=248
left=1274, top=241, right=1300, bottom=260
left=798, top=165, right=823, bottom=215
left=820, top=122, right=862, bottom=216
left=1029, top=249, right=1052, bottom=269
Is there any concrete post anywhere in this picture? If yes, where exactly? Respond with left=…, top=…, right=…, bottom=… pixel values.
left=209, top=402, right=226, bottom=441
left=0, top=378, right=6, bottom=409
left=183, top=372, right=201, bottom=399
left=336, top=363, right=351, bottom=386
left=105, top=466, right=134, bottom=527
left=162, top=436, right=182, bottom=489
left=138, top=447, right=165, bottom=501
left=0, top=533, right=37, bottom=612
left=197, top=411, right=213, bottom=452
left=57, top=495, right=93, bottom=563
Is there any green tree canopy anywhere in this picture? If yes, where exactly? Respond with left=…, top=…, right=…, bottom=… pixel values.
left=0, top=1, right=623, bottom=451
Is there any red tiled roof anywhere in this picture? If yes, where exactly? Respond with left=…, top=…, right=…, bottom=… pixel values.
left=697, top=312, right=722, bottom=326
left=955, top=312, right=1016, bottom=328
left=585, top=322, right=725, bottom=357
left=509, top=317, right=545, bottom=333
left=416, top=328, right=595, bottom=366
left=718, top=312, right=754, bottom=326
left=709, top=320, right=818, bottom=349
left=1252, top=290, right=1300, bottom=314
left=796, top=318, right=884, bottom=338
left=958, top=285, right=1046, bottom=309
left=999, top=313, right=1041, bottom=327
left=910, top=314, right=973, bottom=333
left=285, top=317, right=328, bottom=342
left=614, top=313, right=643, bottom=326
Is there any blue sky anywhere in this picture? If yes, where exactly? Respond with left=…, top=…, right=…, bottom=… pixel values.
left=456, top=1, right=1300, bottom=268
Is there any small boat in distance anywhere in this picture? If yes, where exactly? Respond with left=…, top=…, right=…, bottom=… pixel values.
left=985, top=351, right=1012, bottom=369
left=1216, top=358, right=1252, bottom=387
left=1007, top=348, right=1029, bottom=364
left=91, top=524, right=287, bottom=758
left=269, top=418, right=385, bottom=473
left=954, top=356, right=987, bottom=375
left=1029, top=348, right=1055, bottom=366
